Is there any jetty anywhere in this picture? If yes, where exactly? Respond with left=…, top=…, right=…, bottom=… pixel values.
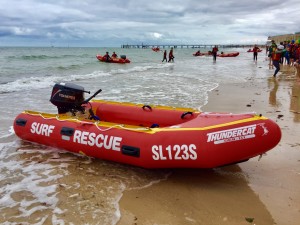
left=121, top=44, right=264, bottom=49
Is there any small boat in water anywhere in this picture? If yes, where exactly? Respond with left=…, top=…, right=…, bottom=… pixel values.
left=247, top=49, right=262, bottom=52
left=96, top=54, right=130, bottom=63
left=152, top=47, right=160, bottom=52
left=193, top=51, right=212, bottom=56
left=14, top=83, right=281, bottom=169
left=217, top=52, right=240, bottom=57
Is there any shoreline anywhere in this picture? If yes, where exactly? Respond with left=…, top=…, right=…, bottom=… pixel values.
left=117, top=65, right=300, bottom=225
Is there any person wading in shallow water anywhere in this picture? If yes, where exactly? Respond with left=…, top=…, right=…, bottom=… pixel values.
left=252, top=44, right=260, bottom=62
left=162, top=50, right=167, bottom=62
left=212, top=45, right=218, bottom=61
left=168, top=47, right=174, bottom=62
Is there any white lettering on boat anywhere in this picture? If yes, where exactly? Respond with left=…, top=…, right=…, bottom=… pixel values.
left=73, top=130, right=122, bottom=151
left=207, top=124, right=257, bottom=144
left=152, top=144, right=197, bottom=160
left=30, top=122, right=55, bottom=137
left=58, top=93, right=75, bottom=100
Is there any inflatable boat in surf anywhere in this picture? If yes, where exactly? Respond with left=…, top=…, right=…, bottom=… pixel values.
left=247, top=49, right=262, bottom=52
left=96, top=54, right=130, bottom=63
left=13, top=83, right=281, bottom=169
left=193, top=51, right=212, bottom=56
left=217, top=52, right=240, bottom=57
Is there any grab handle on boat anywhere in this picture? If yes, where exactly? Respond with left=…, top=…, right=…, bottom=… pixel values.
left=15, top=118, right=27, bottom=127
left=142, top=105, right=152, bottom=111
left=121, top=145, right=140, bottom=157
left=60, top=127, right=75, bottom=136
left=181, top=111, right=193, bottom=119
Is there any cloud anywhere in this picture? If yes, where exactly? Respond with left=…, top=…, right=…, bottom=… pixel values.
left=1, top=0, right=300, bottom=46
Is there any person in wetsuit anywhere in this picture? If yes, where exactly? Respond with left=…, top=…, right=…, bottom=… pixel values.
left=111, top=52, right=118, bottom=58
left=212, top=45, right=218, bottom=61
left=103, top=52, right=112, bottom=62
left=253, top=45, right=260, bottom=62
left=168, top=48, right=174, bottom=62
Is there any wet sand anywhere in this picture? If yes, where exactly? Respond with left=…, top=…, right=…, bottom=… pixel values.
left=117, top=65, right=300, bottom=225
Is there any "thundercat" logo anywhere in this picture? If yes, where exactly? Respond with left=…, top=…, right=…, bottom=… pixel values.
left=207, top=124, right=257, bottom=144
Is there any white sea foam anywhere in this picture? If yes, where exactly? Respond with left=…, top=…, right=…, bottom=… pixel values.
left=0, top=142, right=71, bottom=224
left=0, top=139, right=170, bottom=225
left=0, top=71, right=109, bottom=94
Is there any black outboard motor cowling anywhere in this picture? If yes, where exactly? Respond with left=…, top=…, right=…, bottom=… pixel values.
left=50, top=83, right=86, bottom=114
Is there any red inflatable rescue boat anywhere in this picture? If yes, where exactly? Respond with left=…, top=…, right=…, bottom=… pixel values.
left=247, top=49, right=262, bottom=52
left=13, top=83, right=281, bottom=169
left=193, top=52, right=211, bottom=56
left=96, top=54, right=130, bottom=63
left=152, top=47, right=160, bottom=52
left=217, top=52, right=240, bottom=57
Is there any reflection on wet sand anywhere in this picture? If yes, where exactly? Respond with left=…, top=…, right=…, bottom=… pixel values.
left=290, top=79, right=300, bottom=122
left=268, top=78, right=280, bottom=107
left=118, top=166, right=274, bottom=225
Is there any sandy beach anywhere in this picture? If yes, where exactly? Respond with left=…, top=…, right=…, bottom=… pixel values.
left=117, top=65, right=300, bottom=225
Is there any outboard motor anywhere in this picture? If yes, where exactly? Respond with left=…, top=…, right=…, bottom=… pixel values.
left=120, top=55, right=126, bottom=59
left=50, top=82, right=88, bottom=114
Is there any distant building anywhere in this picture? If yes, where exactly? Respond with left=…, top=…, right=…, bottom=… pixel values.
left=268, top=32, right=300, bottom=44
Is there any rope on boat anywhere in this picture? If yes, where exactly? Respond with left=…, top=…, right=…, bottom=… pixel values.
left=94, top=122, right=152, bottom=132
left=29, top=112, right=152, bottom=132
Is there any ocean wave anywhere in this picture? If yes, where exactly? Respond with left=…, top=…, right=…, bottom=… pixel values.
left=110, top=62, right=173, bottom=75
left=8, top=54, right=90, bottom=61
left=0, top=64, right=173, bottom=94
left=0, top=71, right=107, bottom=94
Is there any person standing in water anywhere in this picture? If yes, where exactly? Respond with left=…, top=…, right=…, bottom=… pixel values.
left=162, top=50, right=167, bottom=62
left=212, top=45, right=218, bottom=61
left=252, top=44, right=260, bottom=62
left=168, top=47, right=174, bottom=62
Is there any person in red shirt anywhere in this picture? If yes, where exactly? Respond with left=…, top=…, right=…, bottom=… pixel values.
left=111, top=52, right=118, bottom=58
left=253, top=45, right=260, bottom=62
left=272, top=46, right=283, bottom=77
left=103, top=52, right=112, bottom=62
left=212, top=45, right=218, bottom=61
left=168, top=48, right=174, bottom=62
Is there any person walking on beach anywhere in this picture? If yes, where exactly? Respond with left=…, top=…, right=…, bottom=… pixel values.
left=212, top=45, right=218, bottom=61
left=272, top=45, right=284, bottom=77
left=268, top=40, right=277, bottom=69
left=168, top=47, right=174, bottom=62
left=289, top=40, right=296, bottom=66
left=252, top=44, right=260, bottom=62
left=162, top=50, right=167, bottom=62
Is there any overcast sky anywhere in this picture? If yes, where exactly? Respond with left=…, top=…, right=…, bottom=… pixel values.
left=1, top=0, right=299, bottom=47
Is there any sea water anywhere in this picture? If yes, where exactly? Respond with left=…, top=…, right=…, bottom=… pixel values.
left=0, top=46, right=271, bottom=224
